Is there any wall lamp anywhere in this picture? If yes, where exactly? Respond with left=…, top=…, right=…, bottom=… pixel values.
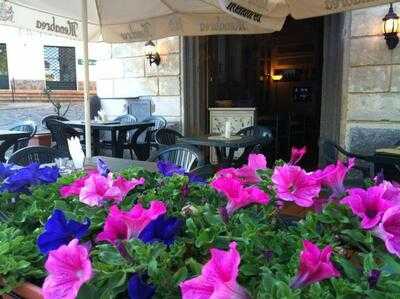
left=145, top=40, right=161, bottom=66
left=271, top=74, right=283, bottom=81
left=383, top=3, right=399, bottom=50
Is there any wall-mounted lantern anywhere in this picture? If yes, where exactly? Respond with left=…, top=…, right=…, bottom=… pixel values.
left=271, top=74, right=283, bottom=81
left=383, top=3, right=399, bottom=50
left=145, top=40, right=161, bottom=66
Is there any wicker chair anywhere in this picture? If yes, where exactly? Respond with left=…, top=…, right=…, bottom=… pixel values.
left=154, top=128, right=183, bottom=147
left=148, top=145, right=204, bottom=172
left=7, top=146, right=60, bottom=166
left=142, top=115, right=167, bottom=144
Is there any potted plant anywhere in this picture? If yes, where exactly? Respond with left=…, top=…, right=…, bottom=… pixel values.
left=0, top=152, right=400, bottom=298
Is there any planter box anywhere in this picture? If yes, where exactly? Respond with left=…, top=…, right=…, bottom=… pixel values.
left=1, top=282, right=42, bottom=299
left=29, top=133, right=52, bottom=147
left=280, top=202, right=312, bottom=218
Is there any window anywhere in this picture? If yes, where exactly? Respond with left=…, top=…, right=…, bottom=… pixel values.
left=0, top=43, right=9, bottom=89
left=44, top=46, right=77, bottom=90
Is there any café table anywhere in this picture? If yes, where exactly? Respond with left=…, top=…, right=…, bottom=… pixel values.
left=374, top=147, right=400, bottom=180
left=60, top=120, right=154, bottom=158
left=178, top=135, right=265, bottom=165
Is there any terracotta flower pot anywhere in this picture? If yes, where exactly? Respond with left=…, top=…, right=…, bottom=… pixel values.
left=1, top=282, right=42, bottom=299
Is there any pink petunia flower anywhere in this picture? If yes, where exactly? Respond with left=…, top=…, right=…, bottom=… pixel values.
left=291, top=240, right=340, bottom=289
left=289, top=146, right=307, bottom=165
left=79, top=173, right=122, bottom=207
left=375, top=206, right=400, bottom=257
left=319, top=158, right=355, bottom=198
left=60, top=176, right=87, bottom=198
left=42, top=239, right=92, bottom=299
left=272, top=165, right=321, bottom=208
left=180, top=242, right=250, bottom=299
left=341, top=186, right=393, bottom=230
left=96, top=201, right=167, bottom=245
left=112, top=176, right=145, bottom=202
left=211, top=177, right=269, bottom=215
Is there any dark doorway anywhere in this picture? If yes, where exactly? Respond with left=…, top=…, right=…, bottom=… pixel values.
left=206, top=17, right=324, bottom=168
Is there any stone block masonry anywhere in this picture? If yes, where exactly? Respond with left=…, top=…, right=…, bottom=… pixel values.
left=95, top=36, right=183, bottom=130
left=343, top=3, right=400, bottom=155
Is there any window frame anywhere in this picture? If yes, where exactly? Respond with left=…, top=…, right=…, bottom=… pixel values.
left=44, top=45, right=77, bottom=91
left=0, top=43, right=10, bottom=90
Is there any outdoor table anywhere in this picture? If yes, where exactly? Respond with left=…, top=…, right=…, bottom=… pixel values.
left=60, top=120, right=154, bottom=158
left=179, top=135, right=265, bottom=165
left=374, top=147, right=400, bottom=180
left=0, top=130, right=31, bottom=141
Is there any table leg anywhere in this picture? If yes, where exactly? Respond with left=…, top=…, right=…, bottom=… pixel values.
left=92, top=130, right=99, bottom=156
left=215, top=146, right=232, bottom=166
left=111, top=130, right=119, bottom=158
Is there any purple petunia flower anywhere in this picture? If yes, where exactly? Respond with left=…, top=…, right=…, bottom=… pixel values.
left=0, top=163, right=16, bottom=180
left=1, top=163, right=59, bottom=194
left=157, top=161, right=206, bottom=185
left=138, top=214, right=182, bottom=246
left=37, top=209, right=90, bottom=254
left=128, top=274, right=155, bottom=299
left=97, top=158, right=111, bottom=177
left=157, top=160, right=185, bottom=177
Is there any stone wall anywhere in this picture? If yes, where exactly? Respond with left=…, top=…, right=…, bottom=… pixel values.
left=95, top=37, right=183, bottom=130
left=343, top=4, right=400, bottom=154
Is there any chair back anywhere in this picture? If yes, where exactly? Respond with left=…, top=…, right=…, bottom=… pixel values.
left=320, top=139, right=338, bottom=165
left=114, top=114, right=137, bottom=124
left=9, top=121, right=37, bottom=152
left=236, top=125, right=273, bottom=142
left=41, top=115, right=68, bottom=130
left=148, top=145, right=204, bottom=172
left=46, top=120, right=77, bottom=157
left=7, top=146, right=60, bottom=166
left=155, top=128, right=183, bottom=146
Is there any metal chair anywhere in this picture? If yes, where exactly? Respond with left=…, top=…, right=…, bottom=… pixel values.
left=154, top=128, right=183, bottom=147
left=7, top=146, right=60, bottom=166
left=46, top=120, right=80, bottom=157
left=148, top=145, right=205, bottom=172
left=100, top=114, right=138, bottom=146
left=320, top=139, right=374, bottom=178
left=0, top=122, right=37, bottom=162
left=41, top=115, right=68, bottom=130
left=232, top=125, right=273, bottom=165
left=142, top=115, right=168, bottom=144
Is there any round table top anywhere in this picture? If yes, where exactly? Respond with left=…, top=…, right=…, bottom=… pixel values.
left=179, top=135, right=265, bottom=149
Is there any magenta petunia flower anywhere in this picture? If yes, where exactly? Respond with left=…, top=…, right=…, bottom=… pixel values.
left=379, top=180, right=400, bottom=203
left=215, top=154, right=267, bottom=185
left=272, top=165, right=321, bottom=208
left=291, top=240, right=340, bottom=289
left=96, top=201, right=167, bottom=245
left=42, top=239, right=92, bottom=299
left=289, top=146, right=307, bottom=165
left=180, top=242, right=250, bottom=299
left=79, top=173, right=122, bottom=207
left=341, top=186, right=393, bottom=230
left=211, top=177, right=269, bottom=215
left=112, top=176, right=145, bottom=202
left=319, top=158, right=355, bottom=198
left=60, top=176, right=87, bottom=198
left=375, top=206, right=400, bottom=257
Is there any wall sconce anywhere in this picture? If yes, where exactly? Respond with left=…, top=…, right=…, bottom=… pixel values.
left=271, top=74, right=283, bottom=81
left=383, top=3, right=399, bottom=50
left=145, top=40, right=161, bottom=66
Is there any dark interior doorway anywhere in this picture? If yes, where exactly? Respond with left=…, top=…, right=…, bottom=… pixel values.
left=206, top=17, right=324, bottom=168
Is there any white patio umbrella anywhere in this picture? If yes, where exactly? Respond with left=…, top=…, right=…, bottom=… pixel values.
left=1, top=0, right=395, bottom=157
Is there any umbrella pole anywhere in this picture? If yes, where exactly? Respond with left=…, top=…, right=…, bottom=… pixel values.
left=81, top=0, right=92, bottom=158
